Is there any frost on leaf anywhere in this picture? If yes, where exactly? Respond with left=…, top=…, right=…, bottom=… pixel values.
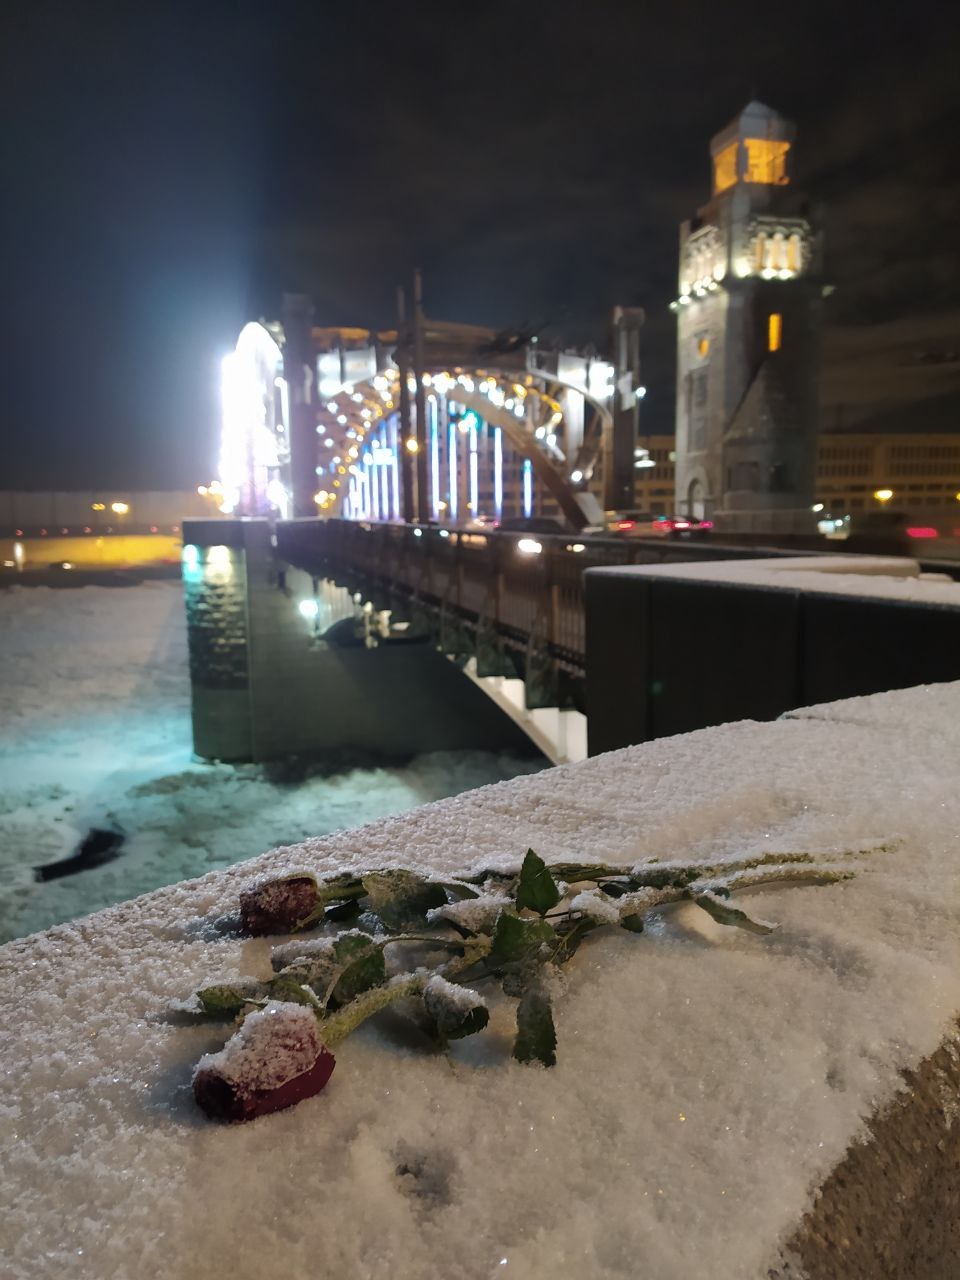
left=271, top=936, right=339, bottom=979
left=489, top=912, right=556, bottom=965
left=362, top=870, right=447, bottom=928
left=195, top=981, right=269, bottom=1017
left=427, top=894, right=511, bottom=935
left=513, top=986, right=557, bottom=1068
left=692, top=891, right=777, bottom=935
left=328, top=933, right=386, bottom=1006
left=422, top=976, right=489, bottom=1041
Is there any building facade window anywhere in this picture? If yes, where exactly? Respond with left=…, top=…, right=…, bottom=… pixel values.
left=697, top=336, right=710, bottom=358
left=768, top=313, right=783, bottom=352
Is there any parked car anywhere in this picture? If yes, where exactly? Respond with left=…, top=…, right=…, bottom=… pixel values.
left=606, top=511, right=713, bottom=538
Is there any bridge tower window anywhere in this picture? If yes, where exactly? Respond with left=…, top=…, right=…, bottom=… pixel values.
left=713, top=141, right=739, bottom=193
left=768, top=312, right=783, bottom=352
left=744, top=138, right=790, bottom=185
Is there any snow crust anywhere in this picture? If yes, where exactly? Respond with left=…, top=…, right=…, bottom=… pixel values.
left=0, top=583, right=542, bottom=942
left=597, top=554, right=960, bottom=605
left=569, top=889, right=621, bottom=925
left=427, top=893, right=512, bottom=933
left=5, top=584, right=960, bottom=1277
left=423, top=974, right=488, bottom=1019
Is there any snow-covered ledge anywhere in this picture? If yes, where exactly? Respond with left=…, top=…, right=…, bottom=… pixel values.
left=4, top=681, right=960, bottom=1279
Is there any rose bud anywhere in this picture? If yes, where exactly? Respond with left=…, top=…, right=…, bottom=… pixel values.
left=239, top=872, right=318, bottom=936
left=193, top=1001, right=335, bottom=1123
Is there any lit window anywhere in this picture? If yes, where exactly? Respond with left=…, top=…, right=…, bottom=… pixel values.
left=713, top=142, right=739, bottom=193
left=755, top=233, right=767, bottom=271
left=768, top=313, right=782, bottom=352
left=787, top=234, right=801, bottom=272
left=744, top=139, right=790, bottom=185
left=769, top=233, right=784, bottom=270
left=697, top=336, right=710, bottom=358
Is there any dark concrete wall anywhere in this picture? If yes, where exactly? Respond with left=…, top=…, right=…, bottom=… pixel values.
left=585, top=566, right=960, bottom=754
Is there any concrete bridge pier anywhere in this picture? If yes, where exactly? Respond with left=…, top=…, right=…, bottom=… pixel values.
left=182, top=518, right=542, bottom=763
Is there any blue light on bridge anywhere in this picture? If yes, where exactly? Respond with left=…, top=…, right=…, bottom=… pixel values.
left=469, top=421, right=479, bottom=516
left=389, top=416, right=399, bottom=519
left=494, top=427, right=503, bottom=520
left=523, top=458, right=533, bottom=518
left=448, top=418, right=458, bottom=520
left=430, top=398, right=440, bottom=520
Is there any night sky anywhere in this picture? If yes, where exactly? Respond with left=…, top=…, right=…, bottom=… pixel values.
left=2, top=0, right=958, bottom=490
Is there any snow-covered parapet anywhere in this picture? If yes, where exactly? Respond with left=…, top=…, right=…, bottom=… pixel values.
left=4, top=681, right=960, bottom=1277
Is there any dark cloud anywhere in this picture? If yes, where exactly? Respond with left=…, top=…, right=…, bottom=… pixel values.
left=1, top=0, right=957, bottom=486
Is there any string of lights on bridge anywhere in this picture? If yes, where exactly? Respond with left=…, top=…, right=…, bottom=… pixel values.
left=212, top=322, right=652, bottom=525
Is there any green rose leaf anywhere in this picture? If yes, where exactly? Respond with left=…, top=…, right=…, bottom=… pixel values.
left=440, top=881, right=481, bottom=901
left=692, top=892, right=776, bottom=935
left=330, top=933, right=387, bottom=1005
left=196, top=981, right=267, bottom=1017
left=515, top=849, right=561, bottom=915
left=362, top=870, right=447, bottom=929
left=422, top=976, right=489, bottom=1041
left=266, top=974, right=324, bottom=1011
left=513, top=986, right=557, bottom=1067
left=489, top=911, right=557, bottom=965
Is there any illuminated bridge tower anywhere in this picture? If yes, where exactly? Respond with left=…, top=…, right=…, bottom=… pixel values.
left=672, top=102, right=824, bottom=531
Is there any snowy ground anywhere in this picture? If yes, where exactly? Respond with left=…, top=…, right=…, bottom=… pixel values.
left=0, top=582, right=543, bottom=943
left=4, top=679, right=960, bottom=1279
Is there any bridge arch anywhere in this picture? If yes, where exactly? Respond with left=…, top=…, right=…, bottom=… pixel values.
left=215, top=314, right=619, bottom=531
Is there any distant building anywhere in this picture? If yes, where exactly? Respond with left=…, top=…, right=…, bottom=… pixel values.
left=633, top=432, right=960, bottom=535
left=672, top=101, right=825, bottom=532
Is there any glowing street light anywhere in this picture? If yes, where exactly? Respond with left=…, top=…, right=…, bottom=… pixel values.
left=111, top=501, right=130, bottom=515
left=874, top=488, right=894, bottom=503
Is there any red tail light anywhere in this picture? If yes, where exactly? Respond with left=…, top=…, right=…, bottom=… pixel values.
left=673, top=520, right=691, bottom=530
left=617, top=519, right=636, bottom=530
left=701, top=520, right=713, bottom=529
left=907, top=527, right=938, bottom=539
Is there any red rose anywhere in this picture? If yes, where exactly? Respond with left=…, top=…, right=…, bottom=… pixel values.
left=239, top=873, right=318, bottom=936
left=193, top=1001, right=335, bottom=1123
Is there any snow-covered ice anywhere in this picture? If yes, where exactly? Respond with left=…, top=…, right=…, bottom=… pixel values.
left=0, top=582, right=543, bottom=942
left=3, top=666, right=960, bottom=1278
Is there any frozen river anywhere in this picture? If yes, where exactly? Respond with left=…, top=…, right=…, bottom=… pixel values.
left=0, top=579, right=543, bottom=942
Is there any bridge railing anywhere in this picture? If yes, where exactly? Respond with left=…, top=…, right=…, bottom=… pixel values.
left=277, top=519, right=792, bottom=671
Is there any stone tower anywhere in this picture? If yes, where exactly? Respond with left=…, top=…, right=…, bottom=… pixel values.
left=672, top=102, right=824, bottom=531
